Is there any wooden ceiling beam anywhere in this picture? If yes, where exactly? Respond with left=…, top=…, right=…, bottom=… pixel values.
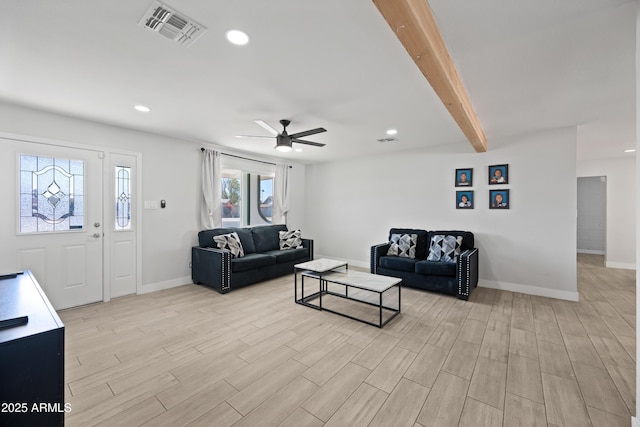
left=373, top=0, right=487, bottom=152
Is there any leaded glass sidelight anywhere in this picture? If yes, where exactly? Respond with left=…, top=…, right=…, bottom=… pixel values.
left=115, top=166, right=131, bottom=230
left=19, top=154, right=84, bottom=233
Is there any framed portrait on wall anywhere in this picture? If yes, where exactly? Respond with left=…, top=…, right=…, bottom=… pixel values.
left=488, top=164, right=509, bottom=185
left=490, top=189, right=510, bottom=209
left=456, top=190, right=474, bottom=209
left=455, top=168, right=473, bottom=187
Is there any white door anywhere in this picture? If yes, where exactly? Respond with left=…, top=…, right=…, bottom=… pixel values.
left=0, top=138, right=103, bottom=310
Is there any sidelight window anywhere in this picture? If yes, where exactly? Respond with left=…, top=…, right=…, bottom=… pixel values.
left=115, top=166, right=131, bottom=230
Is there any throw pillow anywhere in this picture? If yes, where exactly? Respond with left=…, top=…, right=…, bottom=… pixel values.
left=387, top=233, right=417, bottom=258
left=279, top=229, right=303, bottom=250
left=213, top=232, right=245, bottom=258
left=427, top=235, right=463, bottom=263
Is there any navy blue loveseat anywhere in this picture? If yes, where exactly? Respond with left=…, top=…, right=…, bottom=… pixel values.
left=371, top=228, right=478, bottom=300
left=192, top=224, right=313, bottom=293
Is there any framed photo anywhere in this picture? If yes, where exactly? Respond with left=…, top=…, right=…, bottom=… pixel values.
left=490, top=189, right=510, bottom=209
left=455, top=168, right=473, bottom=187
left=456, top=190, right=474, bottom=209
left=488, top=164, right=509, bottom=185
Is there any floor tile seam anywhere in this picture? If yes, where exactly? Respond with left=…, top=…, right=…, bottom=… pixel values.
left=540, top=369, right=592, bottom=423
left=506, top=349, right=539, bottom=362
left=225, top=355, right=303, bottom=391
left=587, top=335, right=635, bottom=367
left=225, top=369, right=305, bottom=416
left=441, top=364, right=476, bottom=383
left=69, top=351, right=172, bottom=393
left=571, top=361, right=633, bottom=416
left=467, top=364, right=508, bottom=412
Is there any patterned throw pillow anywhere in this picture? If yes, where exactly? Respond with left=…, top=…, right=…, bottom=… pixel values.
left=213, top=232, right=245, bottom=258
left=427, top=235, right=463, bottom=263
left=387, top=233, right=417, bottom=259
left=279, top=229, right=303, bottom=250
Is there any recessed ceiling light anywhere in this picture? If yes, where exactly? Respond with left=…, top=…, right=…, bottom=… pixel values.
left=295, top=148, right=303, bottom=152
left=225, top=30, right=250, bottom=46
left=386, top=129, right=398, bottom=135
left=624, top=149, right=636, bottom=153
left=134, top=105, right=150, bottom=112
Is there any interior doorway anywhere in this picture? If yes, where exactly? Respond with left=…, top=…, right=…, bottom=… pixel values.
left=577, top=176, right=607, bottom=258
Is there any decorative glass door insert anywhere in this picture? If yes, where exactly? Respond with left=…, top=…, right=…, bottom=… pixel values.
left=19, top=154, right=85, bottom=233
left=115, top=166, right=131, bottom=230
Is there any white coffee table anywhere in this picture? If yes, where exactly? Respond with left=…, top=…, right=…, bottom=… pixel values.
left=294, top=259, right=401, bottom=328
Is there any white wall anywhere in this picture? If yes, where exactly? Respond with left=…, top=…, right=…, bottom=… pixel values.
left=304, top=127, right=579, bottom=300
left=0, top=101, right=306, bottom=292
left=577, top=157, right=636, bottom=269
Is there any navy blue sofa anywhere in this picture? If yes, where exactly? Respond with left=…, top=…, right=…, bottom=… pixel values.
left=192, top=224, right=313, bottom=293
left=371, top=228, right=478, bottom=300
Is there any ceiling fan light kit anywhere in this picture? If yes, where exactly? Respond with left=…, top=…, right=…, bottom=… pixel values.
left=275, top=144, right=292, bottom=152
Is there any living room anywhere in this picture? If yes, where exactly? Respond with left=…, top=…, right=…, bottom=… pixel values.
left=0, top=1, right=637, bottom=426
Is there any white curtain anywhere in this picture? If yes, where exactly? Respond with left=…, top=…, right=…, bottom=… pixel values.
left=201, top=149, right=221, bottom=229
left=272, top=164, right=290, bottom=225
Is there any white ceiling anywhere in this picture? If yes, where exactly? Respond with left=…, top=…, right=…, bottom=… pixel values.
left=0, top=0, right=635, bottom=164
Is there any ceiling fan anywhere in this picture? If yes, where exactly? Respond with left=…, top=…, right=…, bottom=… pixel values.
left=236, top=119, right=327, bottom=152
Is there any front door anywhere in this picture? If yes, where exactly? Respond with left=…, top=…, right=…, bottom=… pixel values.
left=0, top=138, right=103, bottom=310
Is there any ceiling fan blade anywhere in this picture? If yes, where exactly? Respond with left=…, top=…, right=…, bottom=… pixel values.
left=235, top=135, right=275, bottom=140
left=254, top=120, right=279, bottom=136
left=289, top=127, right=327, bottom=139
left=292, top=138, right=326, bottom=147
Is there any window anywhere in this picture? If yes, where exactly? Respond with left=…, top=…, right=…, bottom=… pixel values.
left=258, top=175, right=273, bottom=223
left=221, top=170, right=242, bottom=228
left=115, top=166, right=131, bottom=230
left=220, top=166, right=274, bottom=227
left=19, top=154, right=84, bottom=233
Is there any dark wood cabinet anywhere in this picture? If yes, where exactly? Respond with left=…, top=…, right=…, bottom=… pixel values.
left=0, top=270, right=65, bottom=427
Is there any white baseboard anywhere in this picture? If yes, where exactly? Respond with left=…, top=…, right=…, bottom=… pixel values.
left=577, top=249, right=605, bottom=255
left=605, top=261, right=636, bottom=270
left=140, top=276, right=191, bottom=294
left=479, top=279, right=579, bottom=302
left=632, top=416, right=640, bottom=427
left=316, top=256, right=580, bottom=301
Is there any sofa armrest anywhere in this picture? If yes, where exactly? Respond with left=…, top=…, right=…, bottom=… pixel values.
left=370, top=243, right=391, bottom=274
left=457, top=248, right=479, bottom=300
left=191, top=246, right=232, bottom=293
left=302, top=238, right=314, bottom=259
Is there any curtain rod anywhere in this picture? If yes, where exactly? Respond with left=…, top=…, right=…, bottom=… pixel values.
left=201, top=148, right=292, bottom=168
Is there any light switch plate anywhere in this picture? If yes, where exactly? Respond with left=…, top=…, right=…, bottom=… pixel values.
left=144, top=201, right=159, bottom=210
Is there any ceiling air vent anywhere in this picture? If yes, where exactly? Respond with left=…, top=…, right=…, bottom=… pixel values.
left=138, top=1, right=206, bottom=47
left=377, top=137, right=398, bottom=143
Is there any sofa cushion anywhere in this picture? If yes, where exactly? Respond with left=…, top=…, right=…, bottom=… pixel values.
left=213, top=232, right=245, bottom=258
left=389, top=228, right=428, bottom=259
left=379, top=256, right=419, bottom=273
left=387, top=233, right=417, bottom=258
left=252, top=224, right=288, bottom=253
left=198, top=227, right=256, bottom=253
left=264, top=248, right=309, bottom=264
left=429, top=230, right=474, bottom=252
left=427, top=235, right=463, bottom=262
left=234, top=228, right=256, bottom=254
left=415, top=260, right=457, bottom=277
left=279, top=229, right=303, bottom=250
left=231, top=253, right=276, bottom=272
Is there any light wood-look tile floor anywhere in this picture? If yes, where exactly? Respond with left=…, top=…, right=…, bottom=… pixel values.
left=60, top=254, right=635, bottom=426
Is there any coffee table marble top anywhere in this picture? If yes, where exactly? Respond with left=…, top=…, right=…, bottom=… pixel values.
left=303, top=270, right=401, bottom=293
left=294, top=258, right=347, bottom=273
